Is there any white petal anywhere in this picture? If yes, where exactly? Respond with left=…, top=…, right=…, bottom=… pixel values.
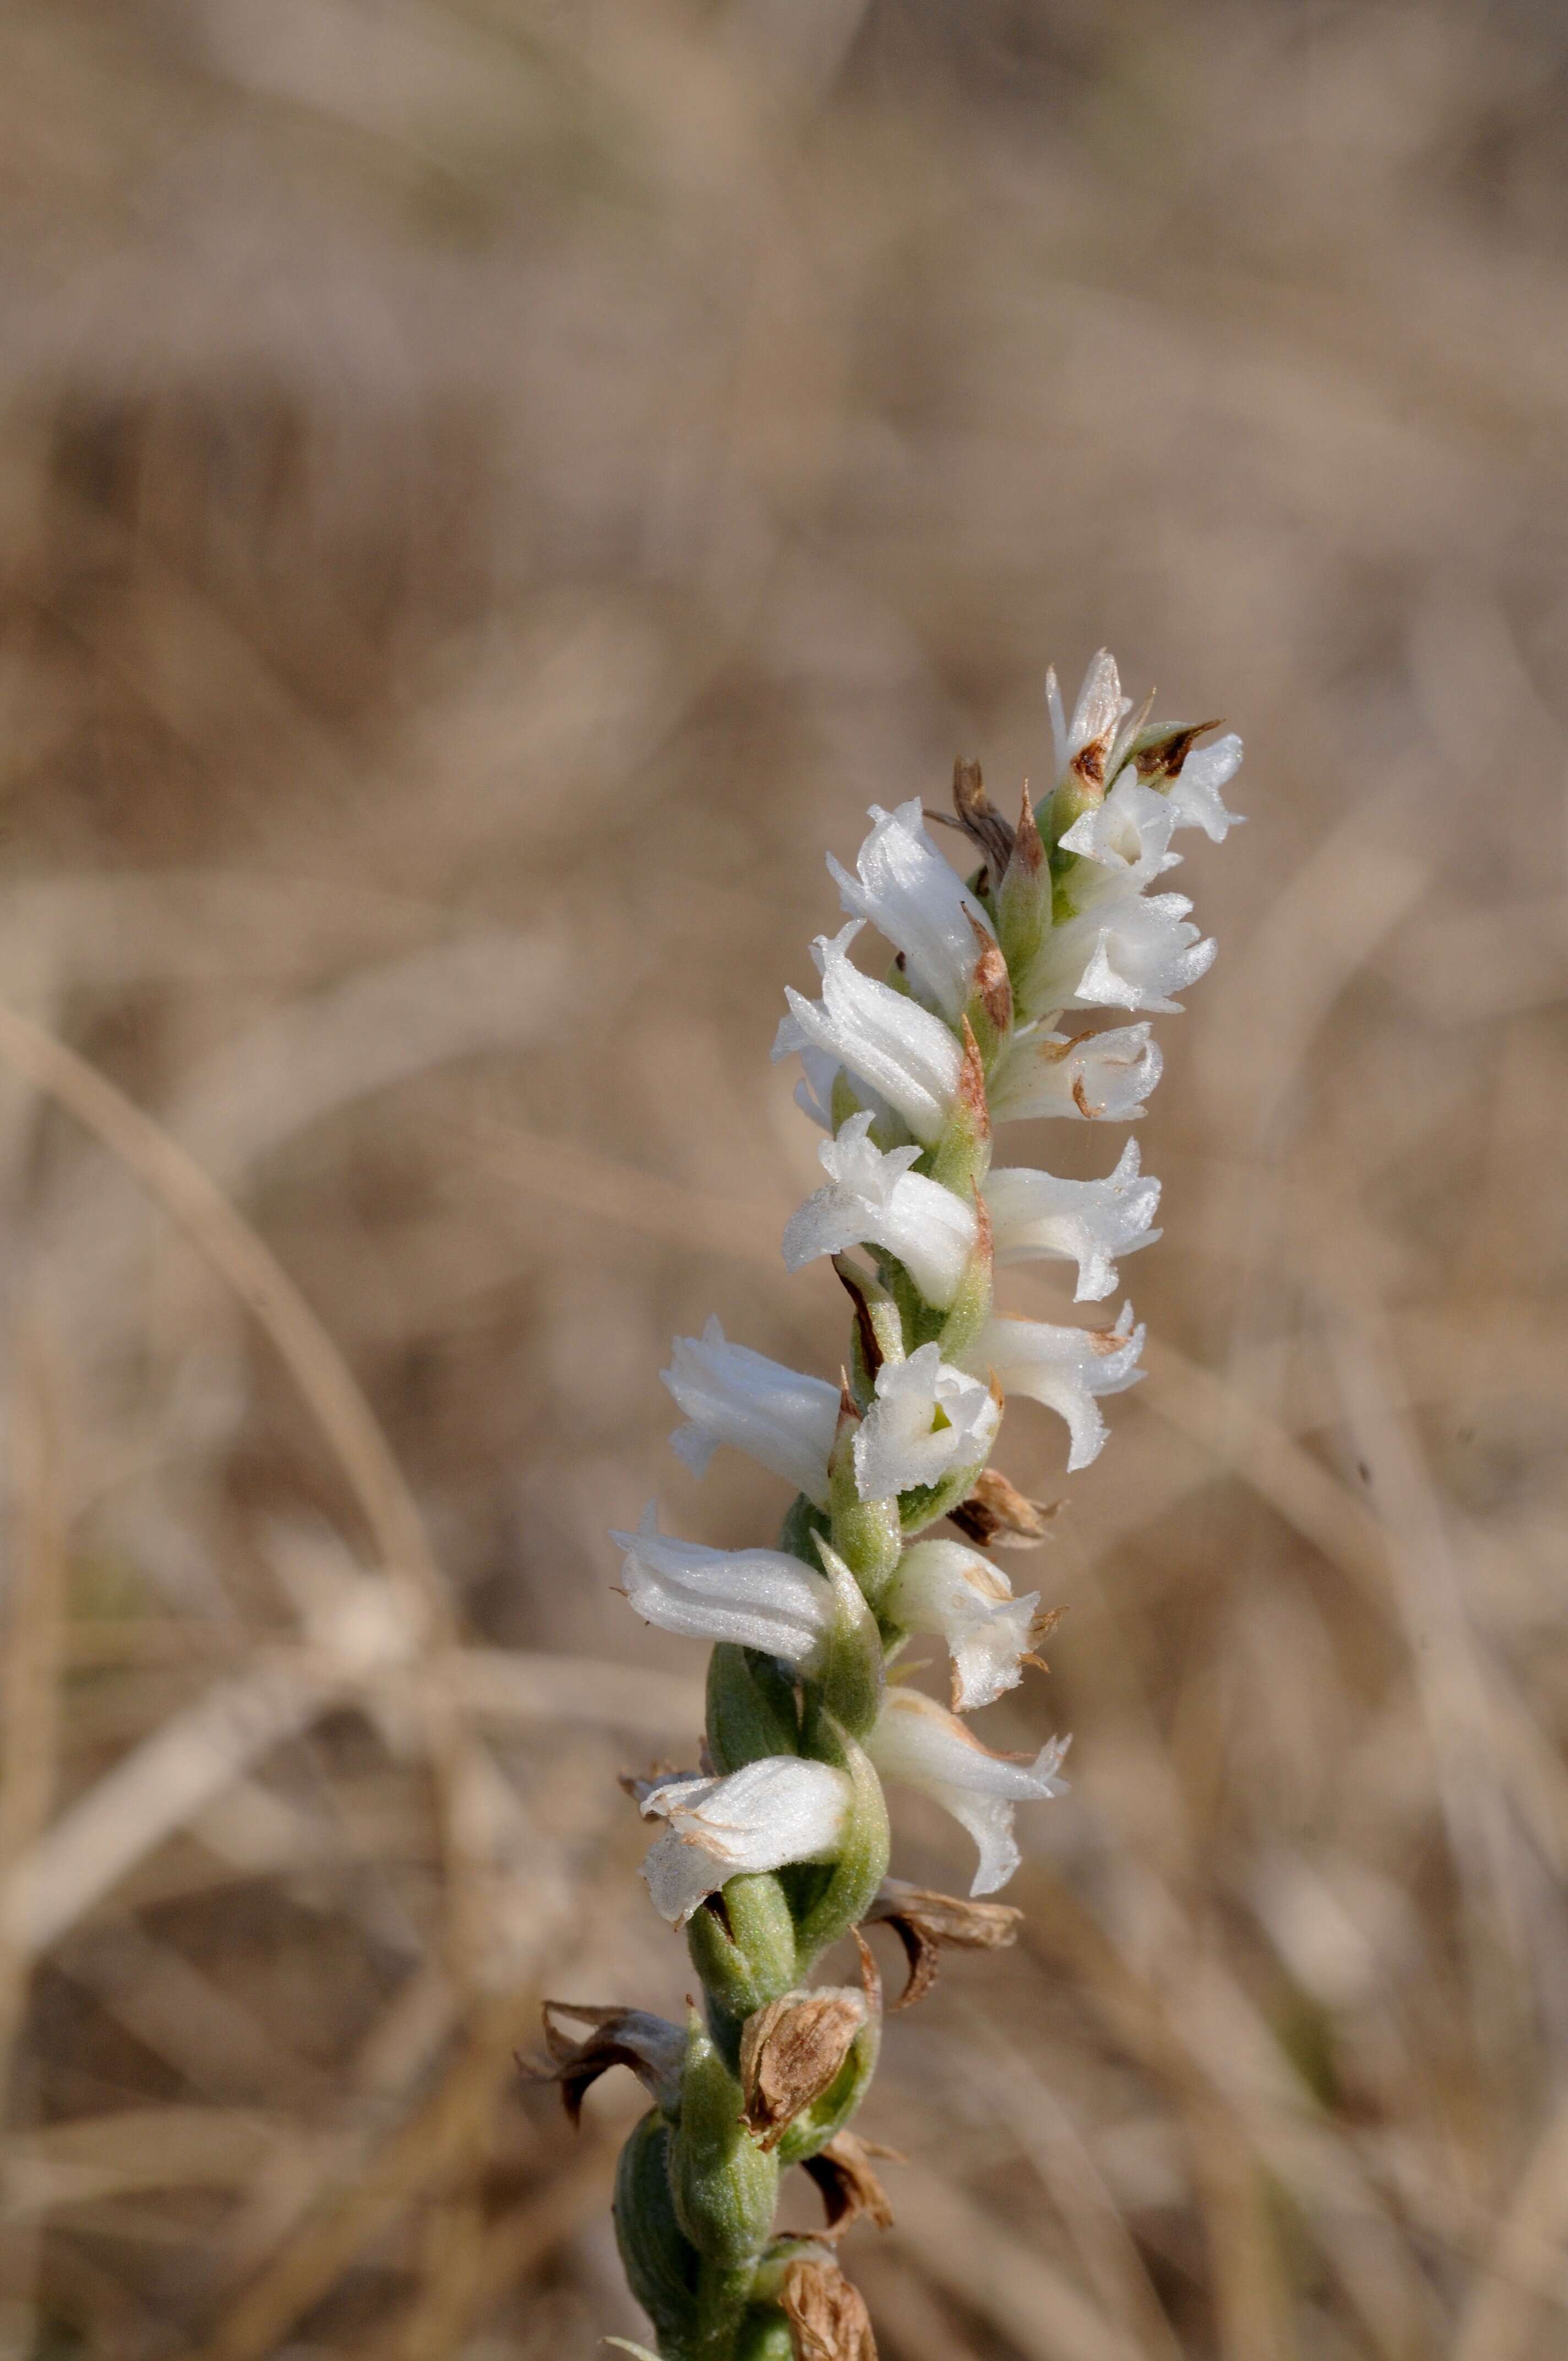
left=638, top=1757, right=852, bottom=1926
left=868, top=1688, right=1069, bottom=1895
left=988, top=1022, right=1162, bottom=1124
left=827, top=799, right=995, bottom=1023
left=662, top=1317, right=839, bottom=1509
left=1169, top=733, right=1244, bottom=841
left=1066, top=649, right=1130, bottom=761
left=612, top=1508, right=835, bottom=1666
left=854, top=1342, right=1001, bottom=1501
left=970, top=1303, right=1145, bottom=1472
left=782, top=1113, right=978, bottom=1308
left=1026, top=893, right=1216, bottom=1016
left=887, top=1538, right=1040, bottom=1710
left=986, top=1141, right=1161, bottom=1302
left=774, top=923, right=963, bottom=1146
left=1058, top=776, right=1178, bottom=897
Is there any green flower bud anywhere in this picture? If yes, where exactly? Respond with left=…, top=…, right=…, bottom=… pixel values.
left=671, top=2015, right=781, bottom=2271
left=809, top=1540, right=884, bottom=1741
left=790, top=1724, right=890, bottom=1972
left=686, top=1873, right=800, bottom=2027
left=613, top=2110, right=701, bottom=2353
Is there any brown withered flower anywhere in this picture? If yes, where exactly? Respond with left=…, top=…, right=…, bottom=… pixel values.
left=933, top=754, right=1015, bottom=878
left=523, top=2001, right=685, bottom=2126
left=864, top=1877, right=1023, bottom=2010
left=781, top=2250, right=879, bottom=2361
left=801, top=2126, right=899, bottom=2240
left=739, top=1933, right=880, bottom=2150
left=948, top=1465, right=1061, bottom=1551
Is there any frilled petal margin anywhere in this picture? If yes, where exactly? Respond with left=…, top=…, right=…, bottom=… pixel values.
left=885, top=1538, right=1041, bottom=1711
left=968, top=1304, right=1145, bottom=1472
left=867, top=1689, right=1069, bottom=1895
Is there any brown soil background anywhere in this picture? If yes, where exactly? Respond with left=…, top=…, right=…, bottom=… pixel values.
left=0, top=2, right=1565, bottom=2354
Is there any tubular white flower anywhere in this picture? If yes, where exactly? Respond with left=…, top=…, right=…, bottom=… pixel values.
left=827, top=798, right=995, bottom=1024
left=986, top=1141, right=1161, bottom=1302
left=782, top=1113, right=978, bottom=1308
left=867, top=1688, right=1069, bottom=1896
left=1057, top=774, right=1180, bottom=899
left=1168, top=732, right=1244, bottom=841
left=886, top=1539, right=1041, bottom=1711
left=989, top=1021, right=1162, bottom=1124
left=854, top=1342, right=1001, bottom=1502
left=638, top=1757, right=852, bottom=1927
left=611, top=1505, right=835, bottom=1666
left=1025, top=891, right=1216, bottom=1016
left=662, top=1316, right=840, bottom=1509
left=773, top=922, right=963, bottom=1147
left=970, top=1303, right=1145, bottom=1472
left=1047, top=649, right=1133, bottom=781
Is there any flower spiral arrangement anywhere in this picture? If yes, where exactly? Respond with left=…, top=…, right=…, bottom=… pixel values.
left=535, top=653, right=1242, bottom=2361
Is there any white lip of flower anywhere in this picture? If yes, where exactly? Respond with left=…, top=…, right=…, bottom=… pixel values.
left=1047, top=649, right=1135, bottom=781
left=986, top=1141, right=1161, bottom=1302
left=662, top=1316, right=840, bottom=1510
left=1168, top=732, right=1244, bottom=842
left=853, top=1342, right=1002, bottom=1502
left=1057, top=775, right=1182, bottom=899
left=782, top=1112, right=978, bottom=1309
left=866, top=1687, right=1069, bottom=1896
left=773, top=922, right=963, bottom=1148
left=611, top=1504, right=835, bottom=1667
left=1027, top=893, right=1216, bottom=1016
left=885, top=1538, right=1042, bottom=1711
left=988, top=1021, right=1162, bottom=1124
left=827, top=798, right=997, bottom=1024
left=636, top=1756, right=852, bottom=1927
left=969, top=1303, right=1145, bottom=1472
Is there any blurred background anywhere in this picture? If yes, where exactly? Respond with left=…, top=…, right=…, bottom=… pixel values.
left=0, top=1, right=1565, bottom=2354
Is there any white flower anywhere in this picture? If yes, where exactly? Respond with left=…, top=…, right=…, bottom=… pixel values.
left=988, top=1021, right=1162, bottom=1124
left=867, top=1688, right=1069, bottom=1895
left=986, top=1141, right=1161, bottom=1302
left=970, top=1303, right=1145, bottom=1472
left=774, top=923, right=963, bottom=1147
left=611, top=1505, right=835, bottom=1666
left=638, top=1757, right=852, bottom=1926
left=663, top=1317, right=840, bottom=1509
left=1047, top=649, right=1134, bottom=784
left=854, top=1342, right=1001, bottom=1501
left=827, top=798, right=995, bottom=1024
left=1056, top=774, right=1180, bottom=900
left=885, top=1539, right=1041, bottom=1711
left=782, top=1113, right=978, bottom=1308
left=1168, top=732, right=1244, bottom=841
left=1027, top=891, right=1216, bottom=1016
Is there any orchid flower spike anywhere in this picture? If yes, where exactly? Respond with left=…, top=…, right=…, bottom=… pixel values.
left=578, top=649, right=1238, bottom=2357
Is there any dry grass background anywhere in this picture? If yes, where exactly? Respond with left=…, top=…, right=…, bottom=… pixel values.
left=0, top=0, right=1565, bottom=2353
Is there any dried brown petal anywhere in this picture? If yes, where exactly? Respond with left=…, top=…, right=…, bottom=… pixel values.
left=864, top=1879, right=1023, bottom=2010
left=781, top=2253, right=879, bottom=2360
left=948, top=1466, right=1061, bottom=1551
left=740, top=1982, right=867, bottom=2150
left=965, top=911, right=1013, bottom=1036
left=934, top=754, right=1015, bottom=874
left=802, top=2128, right=899, bottom=2240
left=523, top=2002, right=685, bottom=2126
left=1131, top=716, right=1223, bottom=785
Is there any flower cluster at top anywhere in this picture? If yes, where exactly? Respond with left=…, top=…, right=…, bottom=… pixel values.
left=538, top=652, right=1241, bottom=2361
